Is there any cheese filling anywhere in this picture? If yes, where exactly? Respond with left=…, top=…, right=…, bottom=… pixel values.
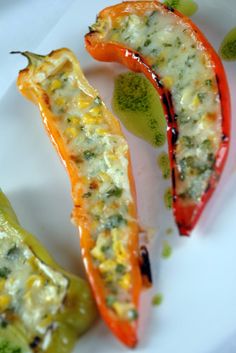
left=0, top=231, right=68, bottom=348
left=34, top=57, right=137, bottom=320
left=92, top=8, right=222, bottom=203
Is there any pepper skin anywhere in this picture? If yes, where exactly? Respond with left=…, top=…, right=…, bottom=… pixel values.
left=0, top=190, right=97, bottom=353
left=85, top=1, right=231, bottom=236
left=16, top=49, right=142, bottom=347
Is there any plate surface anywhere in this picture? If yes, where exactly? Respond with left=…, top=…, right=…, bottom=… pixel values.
left=1, top=1, right=236, bottom=352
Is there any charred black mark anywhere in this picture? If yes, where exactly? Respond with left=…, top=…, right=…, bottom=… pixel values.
left=132, top=53, right=141, bottom=61
left=171, top=127, right=179, bottom=145
left=30, top=336, right=41, bottom=349
left=215, top=75, right=222, bottom=100
left=153, top=75, right=164, bottom=88
left=205, top=183, right=211, bottom=194
left=167, top=6, right=175, bottom=12
left=162, top=94, right=173, bottom=123
left=139, top=245, right=152, bottom=285
left=88, top=26, right=96, bottom=34
left=172, top=169, right=176, bottom=189
left=222, top=134, right=229, bottom=142
left=173, top=194, right=177, bottom=203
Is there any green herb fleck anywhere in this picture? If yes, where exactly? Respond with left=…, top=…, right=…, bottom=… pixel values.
left=201, top=139, right=212, bottom=150
left=83, top=150, right=96, bottom=160
left=180, top=135, right=195, bottom=148
left=162, top=241, right=172, bottom=259
left=205, top=79, right=212, bottom=87
left=144, top=39, right=151, bottom=47
left=163, top=43, right=172, bottom=47
left=94, top=96, right=102, bottom=105
left=104, top=214, right=126, bottom=230
left=152, top=293, right=163, bottom=306
left=6, top=245, right=19, bottom=259
left=82, top=192, right=92, bottom=198
left=176, top=36, right=182, bottom=48
left=116, top=264, right=126, bottom=274
left=106, top=187, right=123, bottom=198
left=185, top=54, right=196, bottom=67
left=106, top=295, right=116, bottom=308
left=0, top=267, right=11, bottom=279
left=127, top=308, right=138, bottom=321
left=197, top=92, right=207, bottom=103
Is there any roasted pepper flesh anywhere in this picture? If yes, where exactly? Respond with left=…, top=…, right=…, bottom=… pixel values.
left=0, top=190, right=96, bottom=353
left=16, top=49, right=142, bottom=347
left=85, top=1, right=231, bottom=236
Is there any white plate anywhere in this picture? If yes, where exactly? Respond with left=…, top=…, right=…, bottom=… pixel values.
left=1, top=1, right=236, bottom=352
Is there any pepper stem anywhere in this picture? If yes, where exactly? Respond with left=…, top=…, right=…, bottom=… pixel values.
left=10, top=51, right=45, bottom=67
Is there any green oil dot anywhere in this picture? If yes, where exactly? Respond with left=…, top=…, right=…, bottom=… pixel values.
left=163, top=0, right=198, bottom=16
left=161, top=241, right=172, bottom=259
left=112, top=72, right=166, bottom=148
left=164, top=187, right=172, bottom=210
left=219, top=27, right=236, bottom=61
left=157, top=152, right=171, bottom=179
left=152, top=293, right=163, bottom=306
left=166, top=227, right=173, bottom=235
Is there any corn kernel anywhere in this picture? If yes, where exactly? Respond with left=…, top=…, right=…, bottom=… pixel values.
left=0, top=295, right=11, bottom=312
left=55, top=97, right=65, bottom=106
left=82, top=113, right=98, bottom=125
left=90, top=106, right=101, bottom=116
left=39, top=315, right=53, bottom=328
left=119, top=273, right=131, bottom=290
left=99, top=172, right=111, bottom=183
left=91, top=246, right=105, bottom=262
left=99, top=260, right=116, bottom=273
left=78, top=98, right=91, bottom=110
left=0, top=279, right=6, bottom=292
left=50, top=79, right=62, bottom=91
left=192, top=95, right=200, bottom=108
left=112, top=233, right=127, bottom=263
left=112, top=302, right=134, bottom=318
left=162, top=76, right=173, bottom=89
left=68, top=116, right=80, bottom=126
left=64, top=127, right=78, bottom=138
left=27, top=274, right=44, bottom=289
left=96, top=128, right=107, bottom=135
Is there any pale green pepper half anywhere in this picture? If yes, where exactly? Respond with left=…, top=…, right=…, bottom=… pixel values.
left=0, top=190, right=97, bottom=353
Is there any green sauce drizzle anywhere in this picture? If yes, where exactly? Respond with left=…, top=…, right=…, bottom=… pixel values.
left=152, top=293, right=163, bottom=306
left=164, top=187, right=172, bottom=209
left=157, top=152, right=171, bottom=179
left=219, top=27, right=236, bottom=61
left=163, top=0, right=198, bottom=16
left=161, top=241, right=172, bottom=259
left=112, top=72, right=166, bottom=147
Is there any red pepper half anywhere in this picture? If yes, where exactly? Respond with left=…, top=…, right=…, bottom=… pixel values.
left=85, top=1, right=231, bottom=236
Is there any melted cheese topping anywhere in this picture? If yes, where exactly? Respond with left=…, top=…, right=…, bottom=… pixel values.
left=32, top=55, right=137, bottom=320
left=93, top=8, right=222, bottom=202
left=0, top=231, right=68, bottom=348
